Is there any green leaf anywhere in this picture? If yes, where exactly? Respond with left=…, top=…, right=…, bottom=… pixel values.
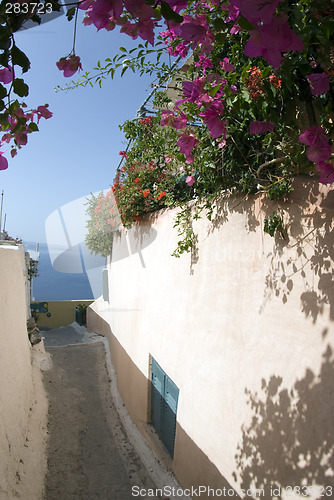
left=66, top=6, right=76, bottom=21
left=160, top=1, right=183, bottom=23
left=0, top=100, right=5, bottom=112
left=213, top=18, right=226, bottom=31
left=209, top=83, right=222, bottom=98
left=216, top=33, right=227, bottom=46
left=119, top=47, right=127, bottom=52
left=0, top=52, right=9, bottom=67
left=0, top=39, right=11, bottom=50
left=28, top=122, right=39, bottom=132
left=237, top=16, right=256, bottom=31
left=11, top=45, right=30, bottom=73
left=0, top=83, right=7, bottom=100
left=261, top=67, right=272, bottom=78
left=13, top=78, right=29, bottom=97
left=0, top=112, right=9, bottom=127
left=0, top=26, right=10, bottom=42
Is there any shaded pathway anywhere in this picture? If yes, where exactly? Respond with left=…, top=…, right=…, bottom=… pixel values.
left=42, top=325, right=160, bottom=500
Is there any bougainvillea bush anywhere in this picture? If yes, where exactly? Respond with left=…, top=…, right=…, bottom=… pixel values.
left=2, top=0, right=334, bottom=253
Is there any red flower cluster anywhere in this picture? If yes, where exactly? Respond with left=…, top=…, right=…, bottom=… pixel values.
left=245, top=67, right=263, bottom=98
left=269, top=74, right=282, bottom=88
left=139, top=116, right=153, bottom=127
left=245, top=67, right=282, bottom=98
left=155, top=191, right=166, bottom=200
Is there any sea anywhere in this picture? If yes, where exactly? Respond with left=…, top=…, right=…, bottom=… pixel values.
left=25, top=242, right=94, bottom=301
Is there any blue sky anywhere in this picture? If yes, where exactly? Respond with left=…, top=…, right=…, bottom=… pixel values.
left=0, top=10, right=159, bottom=243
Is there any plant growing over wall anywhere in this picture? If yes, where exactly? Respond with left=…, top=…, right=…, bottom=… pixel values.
left=3, top=0, right=334, bottom=255
left=27, top=258, right=38, bottom=282
left=85, top=190, right=121, bottom=257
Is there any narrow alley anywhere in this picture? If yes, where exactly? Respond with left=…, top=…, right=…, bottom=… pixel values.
left=42, top=325, right=172, bottom=500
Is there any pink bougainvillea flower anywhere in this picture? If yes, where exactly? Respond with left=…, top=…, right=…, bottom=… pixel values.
left=167, top=42, right=189, bottom=58
left=306, top=73, right=330, bottom=96
left=185, top=175, right=195, bottom=186
left=250, top=121, right=276, bottom=134
left=299, top=126, right=332, bottom=163
left=298, top=126, right=327, bottom=146
left=182, top=80, right=203, bottom=104
left=316, top=161, right=334, bottom=184
left=307, top=143, right=332, bottom=163
left=200, top=102, right=226, bottom=139
left=172, top=113, right=187, bottom=129
left=124, top=0, right=153, bottom=20
left=219, top=57, right=235, bottom=72
left=0, top=65, right=13, bottom=85
left=173, top=15, right=209, bottom=44
left=56, top=55, right=82, bottom=77
left=245, top=14, right=304, bottom=67
left=78, top=0, right=94, bottom=9
left=1, top=133, right=11, bottom=144
left=137, top=18, right=155, bottom=45
left=230, top=0, right=282, bottom=24
left=120, top=21, right=140, bottom=39
left=221, top=3, right=240, bottom=22
left=230, top=23, right=241, bottom=34
left=230, top=84, right=238, bottom=94
left=160, top=110, right=174, bottom=126
left=0, top=152, right=8, bottom=171
left=86, top=0, right=123, bottom=29
left=176, top=21, right=207, bottom=44
left=195, top=56, right=213, bottom=70
left=164, top=0, right=188, bottom=13
left=36, top=105, right=53, bottom=122
left=14, top=132, right=28, bottom=146
left=177, top=133, right=199, bottom=164
left=198, top=39, right=214, bottom=56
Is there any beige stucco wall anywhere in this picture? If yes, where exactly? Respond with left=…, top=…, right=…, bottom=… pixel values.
left=0, top=243, right=48, bottom=499
left=88, top=177, right=334, bottom=499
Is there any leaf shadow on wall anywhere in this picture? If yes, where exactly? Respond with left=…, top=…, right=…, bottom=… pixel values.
left=233, top=345, right=334, bottom=500
left=260, top=179, right=334, bottom=322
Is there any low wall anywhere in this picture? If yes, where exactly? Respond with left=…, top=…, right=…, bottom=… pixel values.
left=32, top=299, right=94, bottom=329
left=88, top=178, right=334, bottom=499
left=0, top=243, right=48, bottom=500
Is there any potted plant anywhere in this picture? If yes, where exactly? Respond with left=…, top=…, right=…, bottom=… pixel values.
left=75, top=303, right=88, bottom=326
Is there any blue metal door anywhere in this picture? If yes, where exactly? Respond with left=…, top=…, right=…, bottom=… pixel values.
left=151, top=357, right=179, bottom=457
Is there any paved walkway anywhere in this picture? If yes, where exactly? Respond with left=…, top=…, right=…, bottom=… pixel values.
left=42, top=324, right=161, bottom=500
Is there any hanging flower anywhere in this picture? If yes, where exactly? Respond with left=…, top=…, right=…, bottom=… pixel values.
left=56, top=55, right=82, bottom=78
left=316, top=161, right=334, bottom=184
left=299, top=126, right=332, bottom=163
left=0, top=151, right=8, bottom=171
left=0, top=65, right=13, bottom=84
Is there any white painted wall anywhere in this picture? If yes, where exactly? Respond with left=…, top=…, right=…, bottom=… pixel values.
left=0, top=243, right=47, bottom=499
left=90, top=177, right=334, bottom=497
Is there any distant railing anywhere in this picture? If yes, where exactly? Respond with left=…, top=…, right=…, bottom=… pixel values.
left=30, top=299, right=94, bottom=329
